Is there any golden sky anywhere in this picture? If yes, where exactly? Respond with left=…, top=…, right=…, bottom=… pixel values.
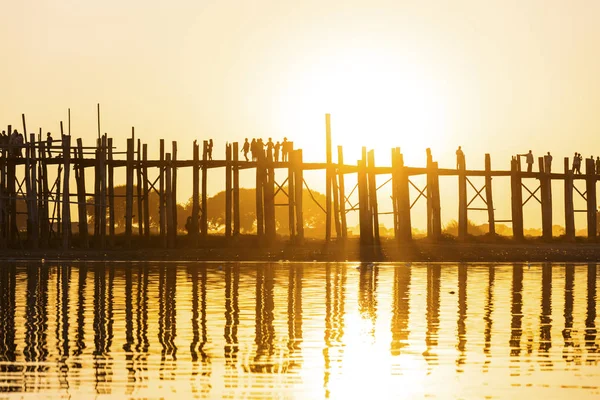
left=2, top=0, right=600, bottom=229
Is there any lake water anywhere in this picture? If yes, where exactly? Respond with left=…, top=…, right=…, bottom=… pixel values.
left=0, top=262, right=598, bottom=399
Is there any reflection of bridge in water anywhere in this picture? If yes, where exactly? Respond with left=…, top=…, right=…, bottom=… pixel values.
left=0, top=262, right=598, bottom=396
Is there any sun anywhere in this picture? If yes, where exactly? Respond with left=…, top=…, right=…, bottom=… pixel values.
left=273, top=46, right=451, bottom=166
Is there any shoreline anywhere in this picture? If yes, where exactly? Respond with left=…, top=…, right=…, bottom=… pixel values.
left=2, top=237, right=600, bottom=263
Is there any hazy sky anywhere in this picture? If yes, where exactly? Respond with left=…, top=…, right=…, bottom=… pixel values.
left=2, top=0, right=600, bottom=228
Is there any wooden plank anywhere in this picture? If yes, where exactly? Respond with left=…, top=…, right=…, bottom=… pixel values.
left=458, top=152, right=467, bottom=241
left=288, top=147, right=295, bottom=241
left=137, top=139, right=143, bottom=237
left=391, top=148, right=399, bottom=238
left=427, top=152, right=442, bottom=240
left=367, top=149, right=380, bottom=247
left=142, top=144, right=150, bottom=240
left=564, top=157, right=575, bottom=241
left=358, top=147, right=372, bottom=246
left=510, top=158, right=524, bottom=240
left=76, top=138, right=88, bottom=248
left=29, top=134, right=39, bottom=248
left=233, top=142, right=240, bottom=236
left=107, top=138, right=115, bottom=246
left=125, top=138, right=134, bottom=247
left=201, top=140, right=208, bottom=238
left=337, top=146, right=347, bottom=240
left=585, top=158, right=597, bottom=238
left=39, top=141, right=50, bottom=248
left=160, top=139, right=167, bottom=246
left=294, top=150, right=304, bottom=242
left=484, top=154, right=495, bottom=235
left=191, top=141, right=200, bottom=243
left=165, top=153, right=174, bottom=248
left=225, top=143, right=232, bottom=237
left=24, top=132, right=33, bottom=245
left=264, top=144, right=276, bottom=242
left=325, top=114, right=332, bottom=242
left=255, top=148, right=264, bottom=238
left=99, top=135, right=107, bottom=248
left=539, top=156, right=552, bottom=240
left=397, top=152, right=412, bottom=242
left=171, top=141, right=178, bottom=240
left=61, top=135, right=71, bottom=249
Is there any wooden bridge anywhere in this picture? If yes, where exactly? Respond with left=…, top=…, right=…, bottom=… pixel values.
left=0, top=114, right=597, bottom=250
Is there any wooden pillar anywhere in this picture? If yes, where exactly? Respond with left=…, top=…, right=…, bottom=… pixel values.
left=7, top=146, right=16, bottom=245
left=396, top=152, right=412, bottom=242
left=427, top=157, right=442, bottom=240
left=458, top=153, right=467, bottom=241
left=510, top=158, right=524, bottom=240
left=75, top=139, right=88, bottom=248
left=484, top=154, right=495, bottom=235
left=358, top=148, right=372, bottom=246
left=294, top=150, right=304, bottom=242
left=99, top=135, right=107, bottom=248
left=165, top=153, right=174, bottom=248
left=325, top=113, right=332, bottom=242
left=29, top=134, right=39, bottom=248
left=338, top=146, right=347, bottom=240
left=367, top=149, right=380, bottom=246
left=125, top=138, right=134, bottom=248
left=539, top=156, right=552, bottom=240
left=287, top=148, right=295, bottom=241
left=201, top=141, right=208, bottom=238
left=585, top=158, right=597, bottom=239
left=255, top=151, right=264, bottom=238
left=137, top=139, right=143, bottom=237
left=191, top=141, right=200, bottom=243
left=0, top=148, right=5, bottom=248
left=107, top=138, right=115, bottom=246
left=93, top=144, right=100, bottom=239
left=233, top=142, right=240, bottom=236
left=24, top=135, right=33, bottom=246
left=225, top=143, right=232, bottom=237
left=391, top=148, right=399, bottom=238
left=61, top=135, right=71, bottom=249
left=142, top=144, right=150, bottom=240
left=171, top=141, right=178, bottom=240
left=264, top=146, right=276, bottom=242
left=160, top=139, right=167, bottom=246
left=38, top=141, right=49, bottom=248
left=564, top=157, right=575, bottom=241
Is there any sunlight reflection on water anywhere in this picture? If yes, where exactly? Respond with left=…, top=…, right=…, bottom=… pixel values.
left=0, top=262, right=598, bottom=399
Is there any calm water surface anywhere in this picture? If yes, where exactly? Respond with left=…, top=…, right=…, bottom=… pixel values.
left=0, top=262, right=599, bottom=399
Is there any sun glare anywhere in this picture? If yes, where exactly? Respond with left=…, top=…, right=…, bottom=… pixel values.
left=275, top=47, right=450, bottom=165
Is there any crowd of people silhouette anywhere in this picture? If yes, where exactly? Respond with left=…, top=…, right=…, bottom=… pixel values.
left=240, top=137, right=292, bottom=162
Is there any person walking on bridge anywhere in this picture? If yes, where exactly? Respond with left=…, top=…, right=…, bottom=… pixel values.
left=242, top=138, right=250, bottom=162
left=455, top=146, right=465, bottom=169
left=522, top=150, right=534, bottom=172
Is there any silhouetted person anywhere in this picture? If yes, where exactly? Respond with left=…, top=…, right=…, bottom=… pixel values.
left=46, top=132, right=53, bottom=158
left=242, top=138, right=250, bottom=161
left=281, top=137, right=290, bottom=162
left=257, top=138, right=265, bottom=161
left=274, top=141, right=281, bottom=162
left=8, top=130, right=18, bottom=157
left=524, top=150, right=533, bottom=172
left=265, top=137, right=274, bottom=160
left=15, top=133, right=24, bottom=158
left=544, top=151, right=552, bottom=173
left=455, top=146, right=465, bottom=169
left=250, top=138, right=257, bottom=161
left=573, top=153, right=581, bottom=174
left=207, top=139, right=213, bottom=161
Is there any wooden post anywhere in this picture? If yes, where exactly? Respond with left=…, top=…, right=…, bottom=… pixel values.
left=125, top=138, right=134, bottom=248
left=99, top=135, right=107, bottom=248
left=7, top=138, right=16, bottom=245
left=107, top=138, right=115, bottom=246
left=458, top=152, right=467, bottom=241
left=294, top=150, right=304, bottom=242
left=165, top=153, right=174, bottom=248
left=358, top=148, right=372, bottom=246
left=264, top=146, right=276, bottom=242
left=225, top=143, right=232, bottom=237
left=484, top=154, right=495, bottom=235
left=171, top=141, right=178, bottom=240
left=137, top=139, right=143, bottom=237
left=24, top=133, right=33, bottom=245
left=201, top=141, right=208, bottom=238
left=76, top=139, right=88, bottom=248
left=510, top=158, right=524, bottom=240
left=338, top=146, right=347, bottom=240
left=39, top=141, right=49, bottom=248
left=367, top=150, right=380, bottom=247
left=160, top=139, right=167, bottom=246
left=0, top=144, right=5, bottom=248
left=29, top=134, right=39, bottom=248
left=585, top=158, right=597, bottom=239
left=427, top=158, right=442, bottom=240
left=233, top=142, right=240, bottom=236
left=142, top=144, right=150, bottom=240
left=192, top=141, right=200, bottom=243
left=397, top=152, right=412, bottom=242
left=325, top=114, right=332, bottom=242
left=539, top=156, right=552, bottom=240
left=391, top=148, right=399, bottom=238
left=564, top=157, right=575, bottom=241
left=61, top=135, right=71, bottom=249
left=256, top=150, right=264, bottom=238
left=288, top=147, right=295, bottom=241
left=93, top=143, right=100, bottom=239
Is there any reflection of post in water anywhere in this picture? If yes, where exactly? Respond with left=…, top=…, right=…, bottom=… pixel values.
left=0, top=264, right=17, bottom=370
left=252, top=265, right=276, bottom=372
left=24, top=265, right=49, bottom=373
left=287, top=264, right=303, bottom=370
left=358, top=263, right=378, bottom=335
left=190, top=265, right=209, bottom=366
left=585, top=263, right=597, bottom=353
left=390, top=264, right=411, bottom=356
left=539, top=263, right=552, bottom=357
left=483, top=266, right=495, bottom=372
left=323, top=264, right=346, bottom=398
left=135, top=265, right=150, bottom=379
left=94, top=264, right=114, bottom=392
left=123, top=267, right=135, bottom=394
left=562, top=264, right=575, bottom=358
left=423, top=264, right=441, bottom=366
left=56, top=264, right=71, bottom=389
left=456, top=264, right=467, bottom=370
left=224, top=264, right=239, bottom=364
left=159, top=266, right=177, bottom=379
left=509, top=264, right=523, bottom=358
left=74, top=265, right=87, bottom=361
